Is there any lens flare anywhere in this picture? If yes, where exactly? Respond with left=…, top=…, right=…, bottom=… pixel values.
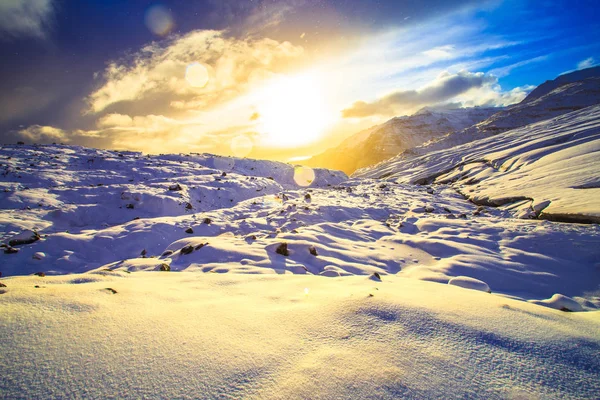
left=145, top=5, right=174, bottom=36
left=230, top=135, right=253, bottom=157
left=293, top=166, right=315, bottom=187
left=185, top=63, right=209, bottom=88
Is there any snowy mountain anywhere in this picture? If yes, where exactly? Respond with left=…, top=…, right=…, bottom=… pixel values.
left=305, top=106, right=500, bottom=174
left=390, top=67, right=600, bottom=156
left=354, top=103, right=600, bottom=223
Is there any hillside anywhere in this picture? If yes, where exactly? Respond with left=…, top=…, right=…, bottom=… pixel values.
left=1, top=142, right=599, bottom=399
left=305, top=106, right=499, bottom=174
left=354, top=104, right=600, bottom=223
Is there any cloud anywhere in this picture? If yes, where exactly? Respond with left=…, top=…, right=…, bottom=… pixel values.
left=96, top=113, right=133, bottom=128
left=18, top=125, right=67, bottom=143
left=342, top=70, right=498, bottom=118
left=577, top=57, right=597, bottom=70
left=0, top=0, right=55, bottom=40
left=87, top=30, right=304, bottom=114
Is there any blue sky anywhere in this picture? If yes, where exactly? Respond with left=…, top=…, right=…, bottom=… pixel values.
left=0, top=0, right=598, bottom=158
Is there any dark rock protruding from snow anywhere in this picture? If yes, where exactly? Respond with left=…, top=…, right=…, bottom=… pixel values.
left=275, top=243, right=289, bottom=256
left=180, top=245, right=194, bottom=255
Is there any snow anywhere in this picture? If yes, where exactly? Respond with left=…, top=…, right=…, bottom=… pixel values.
left=354, top=104, right=600, bottom=222
left=306, top=106, right=500, bottom=174
left=1, top=273, right=599, bottom=399
left=448, top=276, right=491, bottom=293
left=1, top=140, right=599, bottom=398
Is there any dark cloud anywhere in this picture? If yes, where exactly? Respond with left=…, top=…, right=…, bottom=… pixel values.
left=342, top=71, right=497, bottom=118
left=0, top=0, right=56, bottom=40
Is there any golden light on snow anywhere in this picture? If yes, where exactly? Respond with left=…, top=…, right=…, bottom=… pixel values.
left=145, top=5, right=174, bottom=36
left=293, top=166, right=315, bottom=187
left=230, top=135, right=253, bottom=157
left=255, top=73, right=331, bottom=147
left=185, top=63, right=209, bottom=88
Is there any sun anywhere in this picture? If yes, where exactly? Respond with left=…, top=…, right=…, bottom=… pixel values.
left=254, top=73, right=331, bottom=147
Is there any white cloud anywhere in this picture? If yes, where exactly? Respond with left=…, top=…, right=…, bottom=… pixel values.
left=18, top=125, right=67, bottom=143
left=0, top=0, right=55, bottom=40
left=96, top=113, right=133, bottom=128
left=87, top=30, right=305, bottom=114
left=342, top=70, right=499, bottom=117
left=577, top=57, right=596, bottom=70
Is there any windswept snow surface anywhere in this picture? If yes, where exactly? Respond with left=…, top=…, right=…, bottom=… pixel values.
left=1, top=273, right=599, bottom=399
left=355, top=104, right=600, bottom=222
left=1, top=144, right=599, bottom=398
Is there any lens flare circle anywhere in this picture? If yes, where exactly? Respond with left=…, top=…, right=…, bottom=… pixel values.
left=293, top=166, right=315, bottom=187
left=145, top=5, right=174, bottom=36
left=185, top=63, right=209, bottom=88
left=230, top=135, right=253, bottom=157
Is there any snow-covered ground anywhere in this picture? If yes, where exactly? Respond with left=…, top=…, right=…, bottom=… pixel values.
left=2, top=273, right=599, bottom=399
left=355, top=104, right=600, bottom=223
left=1, top=143, right=599, bottom=398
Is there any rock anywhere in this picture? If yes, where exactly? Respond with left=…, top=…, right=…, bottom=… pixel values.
left=4, top=247, right=19, bottom=254
left=424, top=205, right=434, bottom=213
left=203, top=217, right=212, bottom=224
left=168, top=183, right=182, bottom=191
left=185, top=227, right=194, bottom=234
left=371, top=272, right=382, bottom=281
left=8, top=230, right=41, bottom=247
left=185, top=202, right=193, bottom=210
left=221, top=171, right=227, bottom=177
left=126, top=203, right=134, bottom=209
left=0, top=282, right=6, bottom=287
left=159, top=264, right=171, bottom=271
left=32, top=252, right=45, bottom=260
left=309, top=246, right=318, bottom=256
left=34, top=272, right=46, bottom=277
left=161, top=250, right=173, bottom=257
left=195, top=242, right=208, bottom=250
left=275, top=242, right=289, bottom=256
left=140, top=249, right=147, bottom=258
left=181, top=245, right=194, bottom=255
left=104, top=288, right=118, bottom=294
left=304, top=193, right=311, bottom=200
left=426, top=187, right=434, bottom=194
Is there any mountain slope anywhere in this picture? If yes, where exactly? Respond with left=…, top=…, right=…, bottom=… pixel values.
left=354, top=104, right=600, bottom=222
left=305, top=106, right=500, bottom=174
left=400, top=68, right=600, bottom=156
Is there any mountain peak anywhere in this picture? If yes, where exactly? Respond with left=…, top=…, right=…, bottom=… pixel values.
left=523, top=66, right=600, bottom=103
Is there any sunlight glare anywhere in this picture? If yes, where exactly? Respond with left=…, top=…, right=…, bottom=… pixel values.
left=230, top=135, right=253, bottom=157
left=293, top=166, right=315, bottom=187
left=255, top=74, right=331, bottom=147
left=186, top=63, right=209, bottom=88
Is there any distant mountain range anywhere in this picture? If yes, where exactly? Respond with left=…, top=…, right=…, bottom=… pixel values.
left=304, top=106, right=499, bottom=174
left=353, top=67, right=600, bottom=223
left=306, top=66, right=600, bottom=175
